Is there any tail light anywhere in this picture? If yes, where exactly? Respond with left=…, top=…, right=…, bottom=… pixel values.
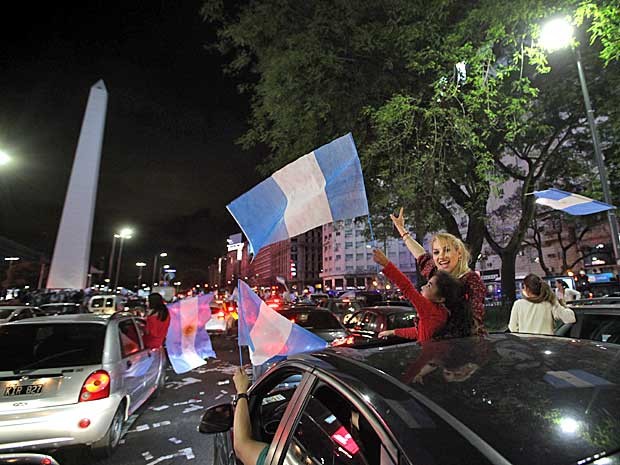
left=216, top=311, right=226, bottom=319
left=79, top=370, right=110, bottom=402
left=332, top=336, right=355, bottom=346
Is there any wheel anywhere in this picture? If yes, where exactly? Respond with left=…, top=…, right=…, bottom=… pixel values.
left=92, top=403, right=125, bottom=458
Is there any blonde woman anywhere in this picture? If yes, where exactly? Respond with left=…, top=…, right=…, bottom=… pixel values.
left=509, top=274, right=576, bottom=335
left=391, top=207, right=486, bottom=336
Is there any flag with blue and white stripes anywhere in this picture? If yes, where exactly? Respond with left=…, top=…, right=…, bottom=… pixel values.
left=533, top=188, right=615, bottom=215
left=227, top=133, right=369, bottom=255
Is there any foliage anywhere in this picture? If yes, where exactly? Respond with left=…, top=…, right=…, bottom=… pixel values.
left=576, top=0, right=620, bottom=65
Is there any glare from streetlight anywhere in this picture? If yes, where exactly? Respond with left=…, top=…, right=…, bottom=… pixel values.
left=119, top=227, right=133, bottom=239
left=160, top=252, right=168, bottom=257
left=540, top=17, right=574, bottom=51
left=4, top=257, right=20, bottom=261
left=0, top=150, right=10, bottom=166
left=136, top=262, right=147, bottom=267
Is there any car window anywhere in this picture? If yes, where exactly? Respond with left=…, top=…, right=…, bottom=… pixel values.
left=0, top=323, right=105, bottom=371
left=387, top=312, right=417, bottom=330
left=284, top=312, right=342, bottom=330
left=91, top=298, right=103, bottom=308
left=361, top=312, right=377, bottom=331
left=580, top=314, right=620, bottom=344
left=134, top=319, right=147, bottom=343
left=345, top=311, right=364, bottom=327
left=0, top=308, right=14, bottom=319
left=118, top=319, right=141, bottom=357
left=279, top=383, right=384, bottom=465
left=105, top=297, right=114, bottom=307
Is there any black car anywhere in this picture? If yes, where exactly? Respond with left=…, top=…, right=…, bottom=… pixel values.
left=38, top=303, right=88, bottom=316
left=344, top=305, right=417, bottom=339
left=279, top=307, right=349, bottom=343
left=321, top=298, right=362, bottom=322
left=199, top=334, right=620, bottom=465
left=556, top=299, right=620, bottom=343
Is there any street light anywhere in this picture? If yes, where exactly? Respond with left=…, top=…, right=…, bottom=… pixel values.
left=107, top=234, right=121, bottom=284
left=0, top=150, right=11, bottom=166
left=152, top=252, right=168, bottom=286
left=540, top=17, right=620, bottom=265
left=113, top=228, right=133, bottom=291
left=136, top=262, right=147, bottom=287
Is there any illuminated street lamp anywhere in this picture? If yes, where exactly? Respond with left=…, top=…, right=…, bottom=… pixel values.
left=540, top=17, right=620, bottom=264
left=0, top=150, right=11, bottom=166
left=136, top=262, right=147, bottom=287
left=152, top=251, right=168, bottom=285
left=113, top=228, right=133, bottom=291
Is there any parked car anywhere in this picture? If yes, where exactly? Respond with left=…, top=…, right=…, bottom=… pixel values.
left=88, top=295, right=125, bottom=314
left=344, top=305, right=417, bottom=338
left=206, top=299, right=238, bottom=336
left=264, top=296, right=285, bottom=311
left=321, top=298, right=362, bottom=323
left=198, top=333, right=620, bottom=465
left=278, top=307, right=349, bottom=343
left=0, top=452, right=60, bottom=464
left=555, top=299, right=620, bottom=344
left=374, top=299, right=413, bottom=308
left=38, top=303, right=87, bottom=316
left=0, top=313, right=166, bottom=457
left=0, top=306, right=38, bottom=324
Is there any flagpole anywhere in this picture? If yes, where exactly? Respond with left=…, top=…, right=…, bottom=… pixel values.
left=366, top=214, right=376, bottom=243
left=238, top=345, right=243, bottom=366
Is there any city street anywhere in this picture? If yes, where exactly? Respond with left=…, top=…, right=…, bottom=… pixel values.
left=55, top=335, right=247, bottom=465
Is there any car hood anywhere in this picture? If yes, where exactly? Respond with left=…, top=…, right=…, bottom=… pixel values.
left=310, top=328, right=348, bottom=343
left=319, top=334, right=620, bottom=465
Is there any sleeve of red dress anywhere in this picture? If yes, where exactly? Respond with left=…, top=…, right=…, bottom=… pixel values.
left=394, top=326, right=420, bottom=339
left=383, top=262, right=428, bottom=315
left=464, top=273, right=487, bottom=335
left=416, top=253, right=436, bottom=280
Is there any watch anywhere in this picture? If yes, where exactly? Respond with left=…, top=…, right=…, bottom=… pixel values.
left=233, top=393, right=248, bottom=406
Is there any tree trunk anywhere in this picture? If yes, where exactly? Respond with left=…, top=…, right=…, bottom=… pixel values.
left=466, top=215, right=485, bottom=270
left=500, top=249, right=518, bottom=304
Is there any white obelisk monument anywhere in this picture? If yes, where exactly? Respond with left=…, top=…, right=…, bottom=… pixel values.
left=46, top=80, right=108, bottom=289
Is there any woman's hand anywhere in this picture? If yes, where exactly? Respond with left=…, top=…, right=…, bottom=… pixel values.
left=390, top=207, right=407, bottom=235
left=372, top=249, right=389, bottom=267
left=233, top=367, right=250, bottom=394
left=378, top=330, right=395, bottom=338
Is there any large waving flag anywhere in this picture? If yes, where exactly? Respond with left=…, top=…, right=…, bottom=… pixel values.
left=227, top=133, right=369, bottom=255
left=533, top=188, right=615, bottom=215
left=166, top=294, right=216, bottom=374
left=237, top=280, right=328, bottom=366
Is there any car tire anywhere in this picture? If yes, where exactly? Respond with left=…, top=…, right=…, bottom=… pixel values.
left=91, top=402, right=125, bottom=458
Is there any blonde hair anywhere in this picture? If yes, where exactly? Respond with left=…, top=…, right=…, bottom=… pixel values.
left=431, top=233, right=471, bottom=278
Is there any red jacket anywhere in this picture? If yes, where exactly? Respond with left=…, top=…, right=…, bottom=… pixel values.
left=382, top=262, right=448, bottom=343
left=143, top=314, right=170, bottom=349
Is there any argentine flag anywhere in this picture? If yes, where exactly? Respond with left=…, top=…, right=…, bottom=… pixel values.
left=533, top=188, right=615, bottom=215
left=227, top=133, right=369, bottom=255
left=237, top=280, right=328, bottom=366
left=166, top=294, right=216, bottom=374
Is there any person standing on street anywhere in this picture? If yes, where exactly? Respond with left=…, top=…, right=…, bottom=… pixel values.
left=509, top=274, right=576, bottom=335
left=555, top=280, right=581, bottom=306
left=143, top=292, right=171, bottom=349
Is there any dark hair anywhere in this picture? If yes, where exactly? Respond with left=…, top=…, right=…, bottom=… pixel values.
left=523, top=274, right=557, bottom=305
left=433, top=271, right=471, bottom=339
left=557, top=280, right=569, bottom=289
left=148, top=293, right=169, bottom=321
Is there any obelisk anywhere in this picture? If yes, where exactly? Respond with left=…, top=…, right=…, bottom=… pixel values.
left=46, top=80, right=108, bottom=289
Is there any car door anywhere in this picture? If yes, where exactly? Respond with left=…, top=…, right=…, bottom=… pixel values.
left=274, top=381, right=398, bottom=465
left=117, top=319, right=154, bottom=413
left=134, top=318, right=162, bottom=389
left=576, top=312, right=620, bottom=344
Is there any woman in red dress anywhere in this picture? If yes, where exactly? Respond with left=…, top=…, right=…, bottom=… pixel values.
left=143, top=293, right=170, bottom=349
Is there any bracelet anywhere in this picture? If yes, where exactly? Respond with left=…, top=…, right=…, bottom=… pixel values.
left=401, top=231, right=411, bottom=239
left=233, top=392, right=248, bottom=406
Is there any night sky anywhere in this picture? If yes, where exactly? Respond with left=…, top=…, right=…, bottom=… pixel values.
left=0, top=1, right=264, bottom=286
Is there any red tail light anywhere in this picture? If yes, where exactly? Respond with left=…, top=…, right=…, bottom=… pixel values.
left=79, top=370, right=110, bottom=402
left=216, top=310, right=225, bottom=319
left=41, top=459, right=52, bottom=465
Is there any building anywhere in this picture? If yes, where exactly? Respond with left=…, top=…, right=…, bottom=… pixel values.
left=320, top=219, right=417, bottom=292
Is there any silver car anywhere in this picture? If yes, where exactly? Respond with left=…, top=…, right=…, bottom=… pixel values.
left=0, top=313, right=166, bottom=457
left=0, top=306, right=38, bottom=324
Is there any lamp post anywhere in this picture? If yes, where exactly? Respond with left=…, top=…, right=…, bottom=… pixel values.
left=136, top=262, right=147, bottom=288
left=540, top=17, right=620, bottom=265
left=107, top=234, right=121, bottom=283
left=152, top=252, right=167, bottom=286
left=113, top=228, right=133, bottom=291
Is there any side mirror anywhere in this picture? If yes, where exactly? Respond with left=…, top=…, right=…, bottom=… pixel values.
left=198, top=403, right=234, bottom=434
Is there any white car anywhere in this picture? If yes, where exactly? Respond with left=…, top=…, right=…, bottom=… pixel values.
left=0, top=313, right=166, bottom=457
left=205, top=300, right=237, bottom=336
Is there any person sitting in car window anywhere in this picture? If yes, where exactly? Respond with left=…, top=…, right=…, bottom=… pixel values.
left=372, top=249, right=469, bottom=342
left=509, top=274, right=576, bottom=335
left=232, top=367, right=270, bottom=465
left=143, top=293, right=171, bottom=349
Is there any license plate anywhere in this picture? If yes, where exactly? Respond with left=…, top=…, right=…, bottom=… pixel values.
left=3, top=384, right=43, bottom=396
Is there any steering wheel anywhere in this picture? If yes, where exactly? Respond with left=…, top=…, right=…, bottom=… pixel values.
left=262, top=402, right=289, bottom=436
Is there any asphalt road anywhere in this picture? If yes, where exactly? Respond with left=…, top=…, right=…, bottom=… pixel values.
left=54, top=334, right=248, bottom=465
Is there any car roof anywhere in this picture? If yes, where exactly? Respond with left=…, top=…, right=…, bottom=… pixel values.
left=0, top=305, right=35, bottom=310
left=358, top=305, right=416, bottom=313
left=40, top=302, right=80, bottom=306
left=5, top=313, right=113, bottom=325
left=289, top=334, right=620, bottom=465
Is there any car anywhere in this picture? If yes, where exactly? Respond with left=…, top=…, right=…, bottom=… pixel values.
left=321, top=298, right=362, bottom=323
left=198, top=333, right=620, bottom=465
left=0, top=312, right=166, bottom=457
left=344, top=305, right=417, bottom=339
left=0, top=452, right=60, bottom=464
left=555, top=299, right=620, bottom=343
left=206, top=299, right=238, bottom=336
left=123, top=298, right=147, bottom=316
left=374, top=299, right=413, bottom=307
left=88, top=295, right=125, bottom=314
left=0, top=306, right=38, bottom=324
left=38, top=303, right=88, bottom=316
left=264, top=296, right=285, bottom=311
left=278, top=307, right=350, bottom=343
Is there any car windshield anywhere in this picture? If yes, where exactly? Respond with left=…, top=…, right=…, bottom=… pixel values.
left=0, top=308, right=15, bottom=319
left=387, top=312, right=417, bottom=330
left=0, top=323, right=106, bottom=371
left=283, top=311, right=342, bottom=330
left=40, top=304, right=79, bottom=315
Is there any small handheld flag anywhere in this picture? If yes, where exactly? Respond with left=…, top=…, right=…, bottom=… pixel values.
left=532, top=188, right=615, bottom=216
left=227, top=133, right=369, bottom=256
left=237, top=280, right=327, bottom=366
